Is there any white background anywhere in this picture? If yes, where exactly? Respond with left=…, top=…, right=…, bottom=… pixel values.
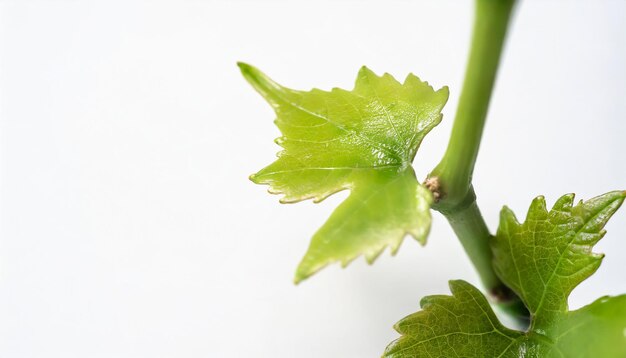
left=1, top=1, right=625, bottom=357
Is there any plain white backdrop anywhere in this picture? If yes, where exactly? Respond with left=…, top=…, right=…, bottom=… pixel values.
left=1, top=1, right=625, bottom=357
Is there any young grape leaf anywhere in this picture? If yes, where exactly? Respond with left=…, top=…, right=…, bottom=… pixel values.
left=492, top=190, right=626, bottom=332
left=384, top=191, right=626, bottom=357
left=239, top=63, right=448, bottom=283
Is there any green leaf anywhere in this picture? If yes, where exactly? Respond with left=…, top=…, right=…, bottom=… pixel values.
left=384, top=280, right=526, bottom=358
left=239, top=63, right=448, bottom=283
left=384, top=280, right=626, bottom=357
left=492, top=191, right=626, bottom=331
left=384, top=191, right=626, bottom=357
left=553, top=295, right=626, bottom=357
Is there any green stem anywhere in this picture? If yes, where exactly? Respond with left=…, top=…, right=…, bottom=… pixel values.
left=428, top=0, right=529, bottom=323
left=431, top=0, right=515, bottom=209
left=442, top=187, right=530, bottom=326
left=443, top=188, right=499, bottom=291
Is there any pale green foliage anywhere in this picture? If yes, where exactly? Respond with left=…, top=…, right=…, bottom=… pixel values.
left=385, top=192, right=626, bottom=357
left=239, top=63, right=448, bottom=283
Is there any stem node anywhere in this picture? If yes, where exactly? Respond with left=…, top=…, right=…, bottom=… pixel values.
left=423, top=176, right=443, bottom=203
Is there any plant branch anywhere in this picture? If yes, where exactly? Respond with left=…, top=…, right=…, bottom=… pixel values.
left=430, top=0, right=515, bottom=208
left=427, top=0, right=529, bottom=324
left=441, top=187, right=529, bottom=326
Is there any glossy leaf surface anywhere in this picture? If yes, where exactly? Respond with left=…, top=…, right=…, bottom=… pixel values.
left=240, top=63, right=448, bottom=282
left=385, top=192, right=626, bottom=357
left=385, top=280, right=626, bottom=357
left=385, top=280, right=526, bottom=358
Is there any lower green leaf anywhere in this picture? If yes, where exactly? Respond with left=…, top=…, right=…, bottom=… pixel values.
left=553, top=295, right=626, bottom=357
left=384, top=280, right=626, bottom=358
left=384, top=280, right=524, bottom=358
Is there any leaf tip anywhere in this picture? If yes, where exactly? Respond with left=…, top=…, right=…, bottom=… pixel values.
left=294, top=256, right=319, bottom=284
left=527, top=195, right=548, bottom=219
left=448, top=279, right=469, bottom=293
left=294, top=258, right=320, bottom=284
left=415, top=232, right=428, bottom=246
left=532, top=195, right=547, bottom=206
left=552, top=193, right=575, bottom=211
left=356, top=65, right=377, bottom=82
left=499, top=205, right=520, bottom=227
left=436, top=85, right=451, bottom=103
left=237, top=62, right=281, bottom=96
left=390, top=241, right=404, bottom=255
left=365, top=249, right=385, bottom=265
left=236, top=61, right=256, bottom=78
left=293, top=274, right=304, bottom=285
